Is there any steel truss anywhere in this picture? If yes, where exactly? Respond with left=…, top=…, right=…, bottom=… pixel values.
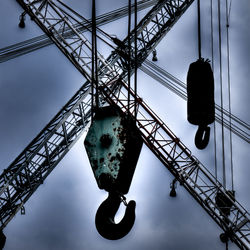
left=1, top=0, right=247, bottom=142
left=100, top=78, right=250, bottom=250
left=0, top=0, right=249, bottom=249
left=0, top=0, right=195, bottom=228
left=0, top=0, right=157, bottom=63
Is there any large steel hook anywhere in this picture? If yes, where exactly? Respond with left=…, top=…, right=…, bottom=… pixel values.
left=95, top=192, right=136, bottom=240
left=195, top=124, right=210, bottom=150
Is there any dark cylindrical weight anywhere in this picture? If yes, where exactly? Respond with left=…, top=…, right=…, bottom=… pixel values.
left=187, top=59, right=215, bottom=126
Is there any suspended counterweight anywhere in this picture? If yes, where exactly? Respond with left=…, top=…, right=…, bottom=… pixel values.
left=187, top=58, right=215, bottom=149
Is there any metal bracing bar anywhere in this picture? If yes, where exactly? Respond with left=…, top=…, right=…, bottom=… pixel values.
left=100, top=79, right=250, bottom=250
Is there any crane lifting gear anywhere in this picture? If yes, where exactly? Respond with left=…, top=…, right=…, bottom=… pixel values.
left=95, top=192, right=136, bottom=240
left=187, top=58, right=215, bottom=149
left=84, top=106, right=142, bottom=239
left=0, top=231, right=6, bottom=250
left=152, top=49, right=158, bottom=61
left=1, top=0, right=196, bottom=235
left=18, top=12, right=26, bottom=28
left=3, top=0, right=249, bottom=248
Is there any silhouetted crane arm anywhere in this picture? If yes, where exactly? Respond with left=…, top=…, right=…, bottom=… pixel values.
left=101, top=77, right=250, bottom=250
left=1, top=0, right=249, bottom=249
left=0, top=0, right=157, bottom=63
left=0, top=0, right=195, bottom=230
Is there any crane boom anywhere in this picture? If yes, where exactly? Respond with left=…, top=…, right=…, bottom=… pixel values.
left=0, top=1, right=247, bottom=143
left=1, top=0, right=195, bottom=230
left=101, top=77, right=250, bottom=250
left=0, top=0, right=157, bottom=63
left=1, top=0, right=249, bottom=249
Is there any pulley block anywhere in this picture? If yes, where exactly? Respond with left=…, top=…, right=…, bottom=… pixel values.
left=187, top=58, right=215, bottom=149
left=84, top=105, right=143, bottom=240
left=84, top=105, right=143, bottom=194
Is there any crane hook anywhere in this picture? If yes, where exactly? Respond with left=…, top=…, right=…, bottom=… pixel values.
left=195, top=124, right=210, bottom=150
left=95, top=192, right=136, bottom=240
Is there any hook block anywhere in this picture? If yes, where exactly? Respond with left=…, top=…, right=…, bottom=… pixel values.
left=84, top=105, right=143, bottom=194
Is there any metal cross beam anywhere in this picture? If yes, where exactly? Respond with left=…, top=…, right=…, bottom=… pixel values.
left=100, top=78, right=250, bottom=250
left=0, top=0, right=157, bottom=63
left=0, top=0, right=195, bottom=230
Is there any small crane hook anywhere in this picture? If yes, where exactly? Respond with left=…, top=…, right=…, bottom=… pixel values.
left=19, top=12, right=26, bottom=28
left=195, top=124, right=210, bottom=150
left=95, top=192, right=136, bottom=240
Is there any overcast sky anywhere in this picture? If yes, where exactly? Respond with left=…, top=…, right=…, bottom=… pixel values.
left=0, top=1, right=249, bottom=250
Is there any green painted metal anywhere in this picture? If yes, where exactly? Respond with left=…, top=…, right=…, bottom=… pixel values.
left=84, top=106, right=142, bottom=194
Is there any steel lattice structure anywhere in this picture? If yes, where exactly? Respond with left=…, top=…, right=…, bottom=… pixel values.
left=0, top=0, right=249, bottom=249
left=0, top=1, right=248, bottom=142
left=0, top=0, right=157, bottom=63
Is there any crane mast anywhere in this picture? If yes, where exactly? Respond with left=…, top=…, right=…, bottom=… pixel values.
left=0, top=0, right=249, bottom=249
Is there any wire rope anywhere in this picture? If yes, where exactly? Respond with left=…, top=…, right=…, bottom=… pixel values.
left=210, top=0, right=218, bottom=182
left=226, top=0, right=234, bottom=192
left=217, top=0, right=226, bottom=188
left=197, top=0, right=201, bottom=59
left=134, top=0, right=138, bottom=118
left=91, top=0, right=99, bottom=121
left=127, top=0, right=132, bottom=111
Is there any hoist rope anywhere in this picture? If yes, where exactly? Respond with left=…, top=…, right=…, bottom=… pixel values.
left=0, top=0, right=157, bottom=63
left=127, top=0, right=132, bottom=111
left=218, top=0, right=226, bottom=188
left=226, top=0, right=234, bottom=191
left=197, top=0, right=201, bottom=59
left=91, top=0, right=99, bottom=120
left=210, top=0, right=218, bottom=182
left=134, top=0, right=138, bottom=118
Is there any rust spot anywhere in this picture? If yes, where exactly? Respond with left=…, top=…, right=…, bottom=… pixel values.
left=110, top=156, right=116, bottom=162
left=116, top=153, right=122, bottom=161
left=93, top=159, right=98, bottom=170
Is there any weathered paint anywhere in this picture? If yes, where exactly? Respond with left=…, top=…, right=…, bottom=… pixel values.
left=84, top=105, right=143, bottom=194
